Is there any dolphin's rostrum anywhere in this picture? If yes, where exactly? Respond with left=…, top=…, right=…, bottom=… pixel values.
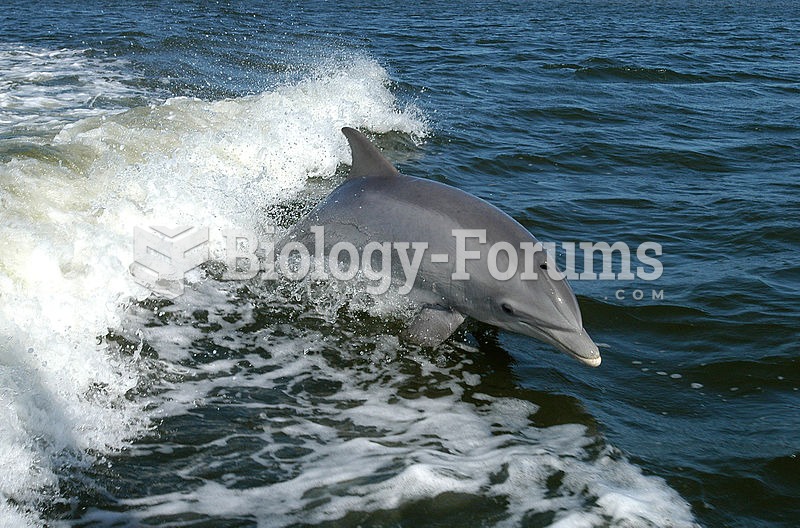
left=281, top=127, right=602, bottom=367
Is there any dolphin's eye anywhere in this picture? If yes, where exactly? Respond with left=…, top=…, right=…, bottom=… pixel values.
left=501, top=303, right=515, bottom=315
left=539, top=262, right=548, bottom=271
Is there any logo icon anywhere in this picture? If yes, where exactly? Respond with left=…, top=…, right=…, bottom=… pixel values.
left=130, top=226, right=209, bottom=298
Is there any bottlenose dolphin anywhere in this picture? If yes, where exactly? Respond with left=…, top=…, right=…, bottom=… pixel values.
left=280, top=127, right=601, bottom=367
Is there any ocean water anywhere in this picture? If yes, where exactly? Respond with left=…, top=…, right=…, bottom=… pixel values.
left=0, top=1, right=798, bottom=527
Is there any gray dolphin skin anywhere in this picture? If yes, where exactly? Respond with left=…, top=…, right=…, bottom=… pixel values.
left=281, top=127, right=601, bottom=367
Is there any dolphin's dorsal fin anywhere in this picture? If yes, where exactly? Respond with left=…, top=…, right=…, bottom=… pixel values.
left=342, top=127, right=400, bottom=179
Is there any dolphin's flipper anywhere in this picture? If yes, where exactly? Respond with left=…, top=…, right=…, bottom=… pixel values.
left=342, top=127, right=400, bottom=179
left=401, top=306, right=465, bottom=348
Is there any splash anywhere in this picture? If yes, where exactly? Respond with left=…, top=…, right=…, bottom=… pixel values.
left=0, top=46, right=427, bottom=525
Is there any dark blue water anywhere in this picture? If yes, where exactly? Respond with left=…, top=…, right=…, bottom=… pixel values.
left=1, top=1, right=799, bottom=527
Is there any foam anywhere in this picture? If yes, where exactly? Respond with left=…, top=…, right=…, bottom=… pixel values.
left=0, top=47, right=426, bottom=525
left=0, top=45, right=149, bottom=140
left=95, top=280, right=698, bottom=527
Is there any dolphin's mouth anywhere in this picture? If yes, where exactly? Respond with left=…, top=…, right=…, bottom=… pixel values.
left=569, top=349, right=602, bottom=368
left=549, top=327, right=602, bottom=367
left=519, top=322, right=602, bottom=367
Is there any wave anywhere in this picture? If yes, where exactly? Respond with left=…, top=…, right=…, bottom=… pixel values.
left=0, top=46, right=426, bottom=525
left=543, top=57, right=796, bottom=84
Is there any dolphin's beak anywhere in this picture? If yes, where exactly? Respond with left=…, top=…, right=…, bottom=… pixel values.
left=518, top=321, right=603, bottom=367
left=546, top=326, right=602, bottom=367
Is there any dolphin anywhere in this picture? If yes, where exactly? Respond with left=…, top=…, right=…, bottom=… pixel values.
left=279, top=127, right=601, bottom=367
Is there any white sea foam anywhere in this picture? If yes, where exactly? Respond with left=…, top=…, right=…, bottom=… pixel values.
left=89, top=281, right=699, bottom=527
left=0, top=47, right=426, bottom=525
left=0, top=45, right=149, bottom=140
